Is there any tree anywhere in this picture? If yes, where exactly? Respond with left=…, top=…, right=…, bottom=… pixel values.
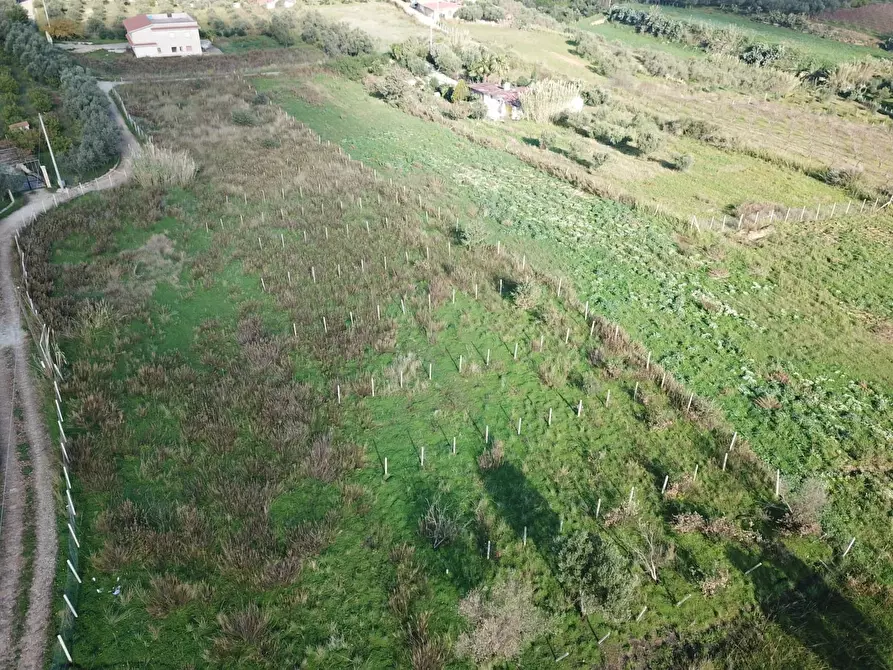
left=556, top=531, right=638, bottom=621
left=5, top=3, right=29, bottom=23
left=468, top=52, right=508, bottom=82
left=47, top=18, right=82, bottom=40
left=0, top=165, right=25, bottom=194
left=430, top=44, right=461, bottom=78
left=450, top=79, right=469, bottom=103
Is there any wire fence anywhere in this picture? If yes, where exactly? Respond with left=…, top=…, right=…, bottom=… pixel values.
left=13, top=232, right=78, bottom=667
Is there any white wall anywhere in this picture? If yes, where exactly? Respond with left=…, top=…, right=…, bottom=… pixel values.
left=132, top=26, right=201, bottom=58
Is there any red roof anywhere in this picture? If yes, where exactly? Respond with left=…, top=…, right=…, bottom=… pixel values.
left=124, top=13, right=198, bottom=33
left=469, top=83, right=526, bottom=106
left=123, top=14, right=152, bottom=32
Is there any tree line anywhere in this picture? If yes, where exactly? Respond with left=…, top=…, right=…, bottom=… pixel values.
left=0, top=7, right=119, bottom=177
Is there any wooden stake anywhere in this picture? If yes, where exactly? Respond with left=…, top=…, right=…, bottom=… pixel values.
left=548, top=408, right=552, bottom=426
left=577, top=400, right=583, bottom=417
left=661, top=475, right=668, bottom=494
left=517, top=417, right=522, bottom=435
left=722, top=452, right=728, bottom=471
left=513, top=343, right=518, bottom=360
left=485, top=425, right=489, bottom=443
left=459, top=354, right=463, bottom=373
left=565, top=328, right=570, bottom=344
left=337, top=385, right=341, bottom=404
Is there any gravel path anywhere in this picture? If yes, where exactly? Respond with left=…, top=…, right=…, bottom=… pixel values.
left=0, top=83, right=137, bottom=669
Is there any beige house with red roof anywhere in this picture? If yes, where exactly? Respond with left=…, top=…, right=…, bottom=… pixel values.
left=124, top=13, right=201, bottom=58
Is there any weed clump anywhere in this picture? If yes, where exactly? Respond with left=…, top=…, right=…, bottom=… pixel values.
left=456, top=575, right=548, bottom=665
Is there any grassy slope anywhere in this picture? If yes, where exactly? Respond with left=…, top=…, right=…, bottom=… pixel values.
left=607, top=3, right=890, bottom=64
left=28, top=71, right=891, bottom=670
left=26, top=77, right=842, bottom=668
left=259, top=72, right=893, bottom=554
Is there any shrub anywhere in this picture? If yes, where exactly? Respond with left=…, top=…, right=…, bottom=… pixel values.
left=513, top=280, right=541, bottom=311
left=538, top=129, right=556, bottom=150
left=231, top=108, right=258, bottom=126
left=582, top=85, right=609, bottom=107
left=673, top=153, right=694, bottom=171
left=419, top=495, right=464, bottom=548
left=556, top=531, right=638, bottom=621
left=372, top=67, right=413, bottom=103
left=131, top=142, right=197, bottom=189
left=635, top=127, right=663, bottom=155
left=824, top=164, right=863, bottom=189
left=456, top=575, right=547, bottom=665
left=468, top=99, right=488, bottom=119
left=782, top=477, right=828, bottom=536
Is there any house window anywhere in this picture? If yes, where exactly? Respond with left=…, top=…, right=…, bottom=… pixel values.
left=171, top=47, right=177, bottom=53
left=186, top=45, right=192, bottom=52
left=157, top=47, right=161, bottom=53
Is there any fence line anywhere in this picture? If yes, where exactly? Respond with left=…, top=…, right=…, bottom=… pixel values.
left=14, top=226, right=79, bottom=670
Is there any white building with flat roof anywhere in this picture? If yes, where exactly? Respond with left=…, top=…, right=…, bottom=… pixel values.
left=124, top=13, right=201, bottom=58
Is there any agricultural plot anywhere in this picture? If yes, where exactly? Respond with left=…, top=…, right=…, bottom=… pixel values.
left=604, top=3, right=890, bottom=64
left=315, top=2, right=430, bottom=49
left=22, top=63, right=892, bottom=668
left=819, top=3, right=893, bottom=37
left=461, top=21, right=893, bottom=193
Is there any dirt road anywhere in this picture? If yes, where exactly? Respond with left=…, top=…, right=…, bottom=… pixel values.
left=0, top=84, right=137, bottom=670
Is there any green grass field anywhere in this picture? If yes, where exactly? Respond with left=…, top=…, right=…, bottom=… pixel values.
left=607, top=3, right=889, bottom=64
left=25, top=61, right=893, bottom=668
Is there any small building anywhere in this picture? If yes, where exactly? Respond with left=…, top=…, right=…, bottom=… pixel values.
left=124, top=13, right=201, bottom=58
left=413, top=1, right=461, bottom=21
left=7, top=121, right=30, bottom=132
left=469, top=82, right=526, bottom=121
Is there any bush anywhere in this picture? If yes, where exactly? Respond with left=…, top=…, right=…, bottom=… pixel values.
left=456, top=575, right=547, bottom=665
left=419, top=495, right=464, bottom=548
left=635, top=127, right=663, bottom=155
left=538, top=129, right=556, bottom=150
left=371, top=67, right=413, bottom=103
left=131, top=142, right=197, bottom=189
left=824, top=165, right=863, bottom=189
left=556, top=531, right=638, bottom=621
left=582, top=85, right=609, bottom=107
left=231, top=108, right=258, bottom=126
left=673, top=153, right=694, bottom=172
left=468, top=99, right=487, bottom=119
left=782, top=477, right=828, bottom=536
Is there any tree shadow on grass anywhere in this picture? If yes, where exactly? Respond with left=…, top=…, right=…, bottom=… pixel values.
left=483, top=461, right=560, bottom=571
left=727, top=543, right=891, bottom=670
